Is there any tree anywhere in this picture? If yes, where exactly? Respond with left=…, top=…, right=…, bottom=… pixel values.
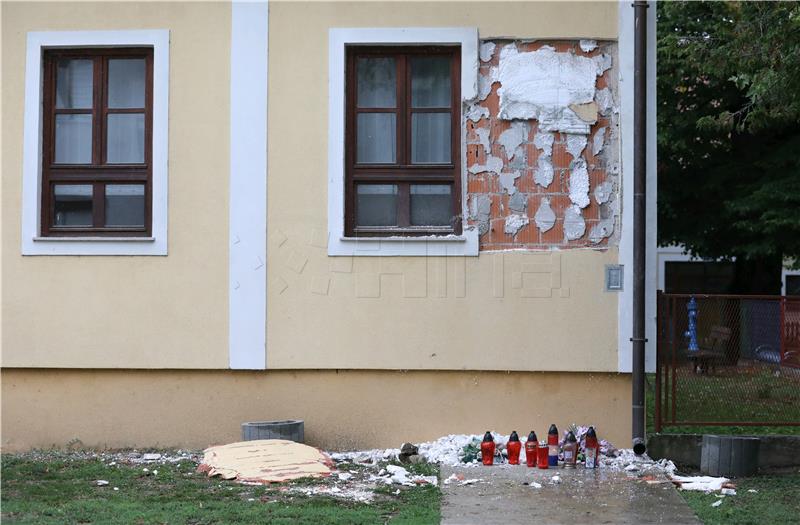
left=657, top=1, right=800, bottom=293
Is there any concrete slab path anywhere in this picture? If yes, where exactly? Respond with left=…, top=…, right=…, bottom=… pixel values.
left=441, top=464, right=701, bottom=524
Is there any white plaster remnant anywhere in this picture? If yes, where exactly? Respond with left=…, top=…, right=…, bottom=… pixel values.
left=468, top=155, right=503, bottom=175
left=509, top=191, right=527, bottom=213
left=569, top=158, right=590, bottom=208
left=595, top=87, right=614, bottom=115
left=478, top=67, right=498, bottom=101
left=498, top=121, right=528, bottom=160
left=566, top=134, right=588, bottom=159
left=589, top=218, right=615, bottom=244
left=534, top=197, right=556, bottom=233
left=580, top=39, right=598, bottom=52
left=465, top=104, right=489, bottom=122
left=475, top=128, right=491, bottom=153
left=533, top=131, right=555, bottom=188
left=497, top=46, right=601, bottom=133
left=500, top=42, right=518, bottom=62
left=564, top=205, right=586, bottom=240
left=469, top=194, right=491, bottom=235
left=504, top=214, right=529, bottom=236
left=498, top=171, right=521, bottom=195
left=593, top=127, right=607, bottom=155
left=594, top=180, right=613, bottom=205
left=480, top=41, right=496, bottom=63
left=593, top=53, right=612, bottom=75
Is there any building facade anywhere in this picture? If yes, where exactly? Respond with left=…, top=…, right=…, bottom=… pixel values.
left=1, top=1, right=657, bottom=451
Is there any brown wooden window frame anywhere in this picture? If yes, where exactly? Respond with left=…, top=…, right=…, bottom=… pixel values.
left=345, top=45, right=462, bottom=237
left=41, top=47, right=153, bottom=237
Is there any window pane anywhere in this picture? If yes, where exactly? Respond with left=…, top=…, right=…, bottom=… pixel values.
left=55, top=114, right=92, bottom=164
left=108, top=59, right=146, bottom=108
left=356, top=184, right=397, bottom=227
left=105, top=184, right=145, bottom=227
left=410, top=185, right=452, bottom=226
left=411, top=56, right=451, bottom=108
left=411, top=113, right=450, bottom=164
left=56, top=59, right=93, bottom=109
left=53, top=184, right=93, bottom=226
left=107, top=113, right=145, bottom=163
left=357, top=113, right=396, bottom=163
left=357, top=57, right=396, bottom=108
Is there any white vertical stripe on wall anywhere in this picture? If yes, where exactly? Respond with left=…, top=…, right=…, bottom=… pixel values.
left=229, top=1, right=268, bottom=369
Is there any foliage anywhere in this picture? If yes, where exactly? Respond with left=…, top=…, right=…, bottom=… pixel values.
left=680, top=473, right=800, bottom=525
left=0, top=454, right=441, bottom=525
left=657, top=1, right=800, bottom=275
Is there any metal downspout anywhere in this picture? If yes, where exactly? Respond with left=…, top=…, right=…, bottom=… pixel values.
left=631, top=0, right=649, bottom=455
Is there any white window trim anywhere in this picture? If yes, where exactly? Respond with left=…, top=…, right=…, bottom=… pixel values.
left=327, top=27, right=480, bottom=257
left=21, top=29, right=169, bottom=256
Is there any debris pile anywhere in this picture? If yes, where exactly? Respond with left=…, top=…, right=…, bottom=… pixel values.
left=198, top=439, right=334, bottom=483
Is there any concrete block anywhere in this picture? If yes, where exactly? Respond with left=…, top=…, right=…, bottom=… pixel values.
left=700, top=435, right=759, bottom=477
left=242, top=419, right=304, bottom=443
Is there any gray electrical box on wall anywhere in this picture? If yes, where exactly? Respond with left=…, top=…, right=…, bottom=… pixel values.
left=605, top=265, right=624, bottom=291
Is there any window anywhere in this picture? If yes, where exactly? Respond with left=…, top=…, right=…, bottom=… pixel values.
left=41, top=48, right=152, bottom=237
left=345, top=46, right=461, bottom=237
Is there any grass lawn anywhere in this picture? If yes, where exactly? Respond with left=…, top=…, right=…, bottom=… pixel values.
left=1, top=452, right=441, bottom=525
left=680, top=473, right=800, bottom=525
left=645, top=371, right=800, bottom=436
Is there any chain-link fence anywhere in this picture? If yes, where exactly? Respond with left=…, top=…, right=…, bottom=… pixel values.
left=655, top=293, right=800, bottom=431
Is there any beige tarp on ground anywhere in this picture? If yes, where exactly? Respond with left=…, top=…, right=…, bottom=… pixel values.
left=197, top=439, right=334, bottom=483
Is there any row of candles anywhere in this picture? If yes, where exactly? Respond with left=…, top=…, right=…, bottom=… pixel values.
left=480, top=425, right=600, bottom=469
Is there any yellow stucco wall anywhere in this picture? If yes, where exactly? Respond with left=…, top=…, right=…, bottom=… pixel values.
left=2, top=1, right=622, bottom=371
left=1, top=369, right=632, bottom=452
left=1, top=2, right=231, bottom=368
left=266, top=1, right=621, bottom=370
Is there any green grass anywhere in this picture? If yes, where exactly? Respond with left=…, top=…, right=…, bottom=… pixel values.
left=680, top=473, right=800, bottom=525
left=646, top=371, right=800, bottom=436
left=1, top=453, right=440, bottom=525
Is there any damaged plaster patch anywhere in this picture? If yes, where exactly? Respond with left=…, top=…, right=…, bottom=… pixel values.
left=566, top=134, right=588, bottom=159
left=469, top=194, right=491, bottom=235
left=593, top=127, right=607, bottom=155
left=569, top=158, right=590, bottom=208
left=498, top=171, right=521, bottom=195
left=465, top=104, right=490, bottom=122
left=478, top=67, right=498, bottom=101
left=475, top=128, right=491, bottom=153
left=533, top=131, right=555, bottom=188
left=595, top=88, right=614, bottom=115
left=497, top=46, right=604, bottom=133
left=504, top=214, right=529, bottom=236
left=564, top=205, right=586, bottom=240
left=534, top=197, right=556, bottom=233
left=593, top=53, right=612, bottom=75
left=594, top=180, right=613, bottom=205
left=498, top=121, right=528, bottom=160
left=509, top=191, right=527, bottom=213
left=468, top=155, right=503, bottom=175
left=589, top=218, right=615, bottom=244
left=580, top=39, right=598, bottom=52
left=480, top=41, right=496, bottom=63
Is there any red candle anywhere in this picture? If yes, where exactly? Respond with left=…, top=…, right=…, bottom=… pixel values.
left=525, top=431, right=538, bottom=467
left=507, top=431, right=521, bottom=465
left=537, top=441, right=549, bottom=469
left=585, top=426, right=599, bottom=469
left=480, top=431, right=495, bottom=466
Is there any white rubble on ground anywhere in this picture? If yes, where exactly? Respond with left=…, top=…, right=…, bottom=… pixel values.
left=670, top=474, right=730, bottom=492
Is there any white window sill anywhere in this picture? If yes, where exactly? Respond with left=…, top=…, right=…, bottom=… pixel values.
left=34, top=236, right=156, bottom=242
left=24, top=236, right=166, bottom=256
left=330, top=229, right=479, bottom=257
